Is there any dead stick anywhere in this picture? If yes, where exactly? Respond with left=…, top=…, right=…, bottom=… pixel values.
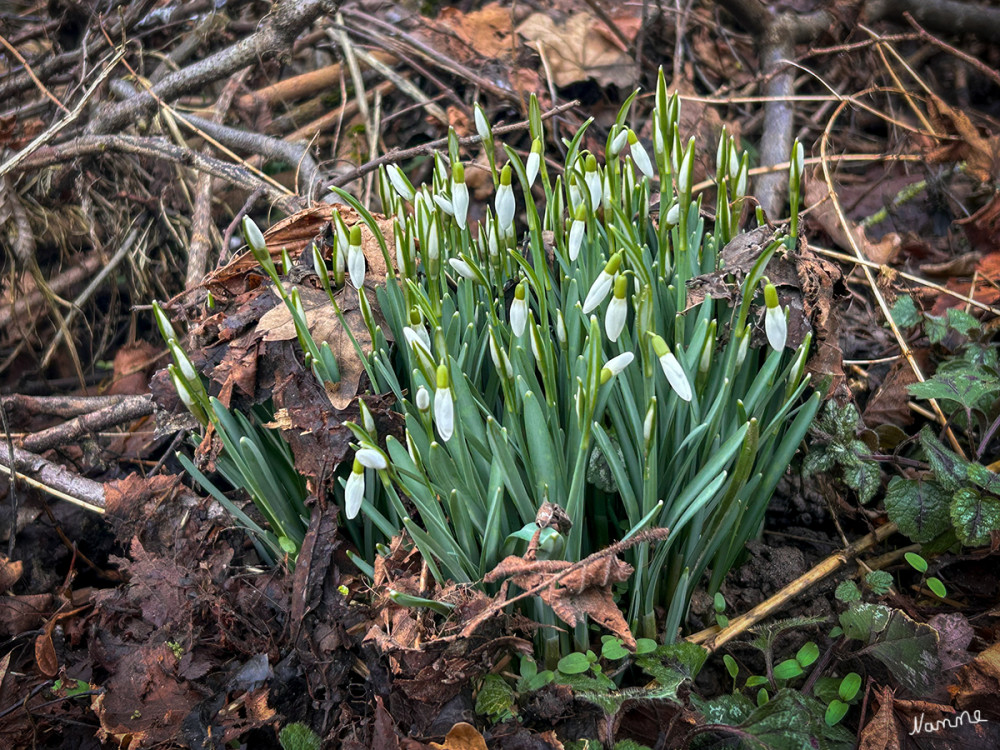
left=687, top=522, right=898, bottom=650
left=0, top=444, right=107, bottom=511
left=20, top=395, right=154, bottom=453
left=1, top=394, right=138, bottom=419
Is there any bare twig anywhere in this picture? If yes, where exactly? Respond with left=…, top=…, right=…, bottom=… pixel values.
left=20, top=395, right=154, bottom=454
left=0, top=444, right=107, bottom=512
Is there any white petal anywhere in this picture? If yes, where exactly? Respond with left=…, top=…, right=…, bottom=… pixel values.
left=416, top=385, right=431, bottom=411
left=386, top=164, right=414, bottom=202
left=659, top=352, right=692, bottom=402
left=765, top=306, right=787, bottom=351
left=452, top=182, right=469, bottom=229
left=345, top=471, right=365, bottom=519
left=605, top=351, right=634, bottom=376
left=348, top=246, right=365, bottom=288
left=434, top=387, right=454, bottom=441
left=433, top=195, right=454, bottom=216
left=403, top=326, right=432, bottom=357
left=632, top=142, right=654, bottom=179
left=610, top=129, right=628, bottom=156
left=568, top=220, right=585, bottom=261
left=510, top=298, right=527, bottom=337
left=449, top=257, right=476, bottom=280
left=526, top=152, right=540, bottom=187
left=496, top=184, right=515, bottom=232
left=475, top=105, right=490, bottom=141
left=665, top=203, right=680, bottom=226
left=585, top=171, right=602, bottom=212
left=356, top=448, right=387, bottom=470
left=605, top=296, right=627, bottom=342
left=582, top=272, right=613, bottom=314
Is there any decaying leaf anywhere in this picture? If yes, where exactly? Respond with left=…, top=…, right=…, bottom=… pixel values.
left=517, top=12, right=637, bottom=88
left=436, top=3, right=514, bottom=61
left=430, top=722, right=488, bottom=750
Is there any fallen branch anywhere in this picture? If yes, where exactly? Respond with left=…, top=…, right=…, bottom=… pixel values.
left=0, top=444, right=107, bottom=512
left=19, top=395, right=154, bottom=454
left=687, top=522, right=899, bottom=650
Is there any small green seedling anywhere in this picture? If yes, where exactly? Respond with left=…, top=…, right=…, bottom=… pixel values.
left=905, top=552, right=947, bottom=599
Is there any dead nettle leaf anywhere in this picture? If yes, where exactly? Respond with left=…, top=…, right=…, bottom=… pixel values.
left=517, top=12, right=637, bottom=88
left=436, top=2, right=514, bottom=61
left=804, top=177, right=901, bottom=265
left=925, top=96, right=1000, bottom=184
left=258, top=285, right=375, bottom=410
left=430, top=723, right=488, bottom=750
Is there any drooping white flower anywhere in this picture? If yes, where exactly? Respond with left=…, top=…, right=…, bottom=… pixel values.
left=452, top=163, right=469, bottom=229
left=664, top=203, right=680, bottom=227
left=526, top=138, right=542, bottom=187
left=356, top=448, right=388, bottom=470
left=403, top=328, right=432, bottom=360
left=510, top=281, right=528, bottom=337
left=600, top=351, right=635, bottom=384
left=609, top=128, right=628, bottom=157
left=386, top=164, right=415, bottom=202
left=347, top=225, right=365, bottom=288
left=152, top=301, right=177, bottom=342
left=764, top=283, right=787, bottom=351
left=629, top=130, right=654, bottom=179
left=678, top=137, right=695, bottom=195
left=496, top=164, right=515, bottom=234
left=605, top=275, right=628, bottom=343
left=433, top=195, right=454, bottom=216
left=434, top=364, right=454, bottom=442
left=449, top=257, right=476, bottom=280
left=584, top=154, right=602, bottom=212
left=416, top=385, right=431, bottom=412
left=651, top=334, right=692, bottom=402
left=169, top=340, right=198, bottom=384
left=582, top=252, right=623, bottom=314
left=568, top=208, right=586, bottom=261
left=474, top=103, right=491, bottom=142
left=344, top=458, right=365, bottom=519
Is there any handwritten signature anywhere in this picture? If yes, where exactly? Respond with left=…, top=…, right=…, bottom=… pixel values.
left=910, top=710, right=989, bottom=736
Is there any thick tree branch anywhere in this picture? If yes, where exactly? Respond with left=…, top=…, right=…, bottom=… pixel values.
left=866, top=0, right=1000, bottom=44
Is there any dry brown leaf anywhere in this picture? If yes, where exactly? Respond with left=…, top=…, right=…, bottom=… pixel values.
left=925, top=97, right=1000, bottom=184
left=859, top=686, right=903, bottom=750
left=437, top=3, right=513, bottom=60
left=517, top=12, right=637, bottom=88
left=0, top=556, right=23, bottom=591
left=804, top=176, right=901, bottom=265
left=257, top=285, right=375, bottom=409
left=430, top=722, right=488, bottom=750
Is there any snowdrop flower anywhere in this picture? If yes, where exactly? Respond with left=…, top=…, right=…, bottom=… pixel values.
left=152, top=301, right=176, bottom=342
left=169, top=340, right=198, bottom=384
left=344, top=458, right=365, bottom=519
left=416, top=385, right=431, bottom=412
left=510, top=281, right=528, bottom=337
left=452, top=163, right=469, bottom=229
left=582, top=252, right=623, bottom=314
left=433, top=195, right=454, bottom=216
left=664, top=202, right=680, bottom=227
left=425, top=220, right=440, bottom=262
left=629, top=130, right=654, bottom=179
left=312, top=243, right=329, bottom=286
left=356, top=448, right=387, bottom=471
left=569, top=175, right=583, bottom=210
left=643, top=399, right=656, bottom=448
left=360, top=400, right=376, bottom=436
left=729, top=142, right=741, bottom=183
left=735, top=325, right=751, bottom=367
left=651, top=334, right=692, bottom=402
left=568, top=206, right=586, bottom=261
left=678, top=137, right=695, bottom=195
left=526, top=138, right=542, bottom=187
left=169, top=365, right=196, bottom=411
left=449, top=257, right=476, bottom=281
left=605, top=275, right=629, bottom=342
left=653, top=112, right=664, bottom=160
left=609, top=127, right=628, bottom=158
left=474, top=103, right=491, bottom=142
left=600, top=351, right=634, bottom=384
left=555, top=310, right=567, bottom=348
left=386, top=164, right=415, bottom=202
left=347, top=225, right=364, bottom=288
left=488, top=330, right=514, bottom=379
left=434, top=364, right=454, bottom=442
left=584, top=154, right=602, bottom=212
left=496, top=164, right=515, bottom=235
left=764, top=282, right=787, bottom=351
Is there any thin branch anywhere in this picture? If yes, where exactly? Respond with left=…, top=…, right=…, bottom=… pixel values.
left=20, top=395, right=154, bottom=454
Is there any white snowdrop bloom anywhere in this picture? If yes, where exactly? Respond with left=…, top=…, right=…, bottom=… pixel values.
left=386, top=164, right=415, bottom=202
left=568, top=211, right=586, bottom=261
left=510, top=281, right=528, bottom=337
left=416, top=385, right=431, bottom=412
left=425, top=220, right=440, bottom=261
left=584, top=155, right=602, bottom=212
left=764, top=283, right=787, bottom=351
left=434, top=364, right=454, bottom=442
left=496, top=164, right=515, bottom=234
left=609, top=128, right=628, bottom=157
left=643, top=399, right=656, bottom=446
left=474, top=104, right=490, bottom=142
left=736, top=325, right=750, bottom=367
left=582, top=252, right=623, bottom=314
left=452, top=163, right=469, bottom=229
left=344, top=458, right=365, bottom=519
left=678, top=137, right=695, bottom=195
left=651, top=334, right=692, bottom=402
left=629, top=130, right=654, bottom=179
left=449, top=257, right=476, bottom=280
left=433, top=195, right=454, bottom=216
left=347, top=225, right=364, bottom=288
left=665, top=203, right=680, bottom=227
left=169, top=341, right=198, bottom=384
left=153, top=301, right=177, bottom=342
left=600, top=351, right=635, bottom=384
left=555, top=310, right=567, bottom=347
left=526, top=139, right=542, bottom=187
left=605, top=275, right=629, bottom=343
left=356, top=448, right=387, bottom=471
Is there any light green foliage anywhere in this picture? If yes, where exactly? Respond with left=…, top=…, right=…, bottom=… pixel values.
left=476, top=674, right=516, bottom=722
left=278, top=723, right=321, bottom=750
left=835, top=580, right=861, bottom=603
left=164, top=70, right=821, bottom=655
left=802, top=402, right=880, bottom=504
left=864, top=570, right=893, bottom=596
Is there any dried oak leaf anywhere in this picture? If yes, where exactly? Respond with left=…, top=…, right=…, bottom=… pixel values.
left=485, top=553, right=636, bottom=649
left=925, top=96, right=1000, bottom=184
left=436, top=2, right=514, bottom=61
left=804, top=177, right=901, bottom=265
left=517, top=12, right=637, bottom=88
left=430, top=722, right=488, bottom=750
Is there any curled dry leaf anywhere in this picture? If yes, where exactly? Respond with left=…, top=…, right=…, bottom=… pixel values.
left=430, top=722, right=489, bottom=750
left=517, top=12, right=637, bottom=88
